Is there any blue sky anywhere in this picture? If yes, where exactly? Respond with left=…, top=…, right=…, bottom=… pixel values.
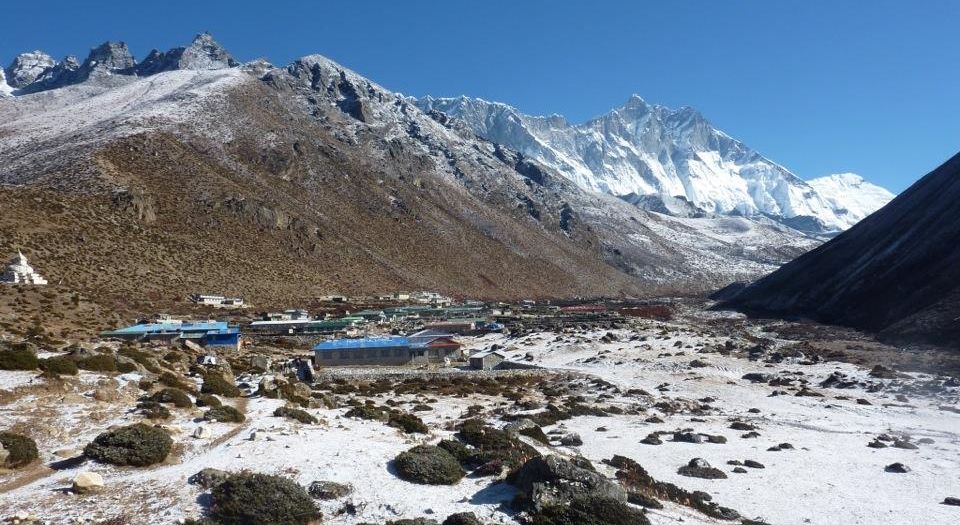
left=4, top=1, right=958, bottom=192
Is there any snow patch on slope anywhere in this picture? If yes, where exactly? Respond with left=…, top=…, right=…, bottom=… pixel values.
left=807, top=173, right=895, bottom=225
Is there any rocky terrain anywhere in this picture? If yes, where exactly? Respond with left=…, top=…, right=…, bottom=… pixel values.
left=0, top=34, right=823, bottom=317
left=723, top=151, right=960, bottom=348
left=414, top=96, right=894, bottom=235
left=0, top=305, right=958, bottom=525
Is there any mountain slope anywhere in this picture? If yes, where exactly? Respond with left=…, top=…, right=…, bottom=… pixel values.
left=415, top=96, right=892, bottom=234
left=0, top=34, right=816, bottom=312
left=723, top=152, right=960, bottom=348
left=807, top=173, right=895, bottom=225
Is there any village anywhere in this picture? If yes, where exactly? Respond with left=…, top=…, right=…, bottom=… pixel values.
left=1, top=250, right=959, bottom=525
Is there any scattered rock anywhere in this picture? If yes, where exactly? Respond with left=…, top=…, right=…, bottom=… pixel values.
left=885, top=462, right=910, bottom=473
left=72, top=471, right=104, bottom=494
left=442, top=512, right=483, bottom=525
left=943, top=497, right=960, bottom=506
left=743, top=460, right=765, bottom=469
left=508, top=455, right=626, bottom=511
left=732, top=467, right=748, bottom=474
left=308, top=480, right=352, bottom=500
left=677, top=458, right=727, bottom=480
left=189, top=468, right=231, bottom=489
left=560, top=433, right=583, bottom=446
left=893, top=440, right=919, bottom=450
left=640, top=433, right=662, bottom=445
left=193, top=426, right=212, bottom=439
left=742, top=373, right=772, bottom=383
left=869, top=365, right=898, bottom=379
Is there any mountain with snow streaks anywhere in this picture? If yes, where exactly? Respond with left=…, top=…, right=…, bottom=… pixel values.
left=415, top=96, right=892, bottom=234
left=0, top=33, right=820, bottom=308
left=808, top=173, right=895, bottom=225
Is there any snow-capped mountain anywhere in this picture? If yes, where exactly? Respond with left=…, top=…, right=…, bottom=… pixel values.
left=415, top=96, right=892, bottom=234
left=0, top=33, right=820, bottom=304
left=807, top=173, right=895, bottom=225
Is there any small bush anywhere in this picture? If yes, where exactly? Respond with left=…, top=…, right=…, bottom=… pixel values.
left=394, top=445, right=465, bottom=485
left=274, top=406, right=318, bottom=425
left=388, top=412, right=429, bottom=434
left=116, top=360, right=138, bottom=374
left=84, top=423, right=172, bottom=467
left=118, top=347, right=162, bottom=374
left=201, top=374, right=241, bottom=398
left=205, top=405, right=245, bottom=423
left=77, top=354, right=118, bottom=372
left=160, top=371, right=194, bottom=392
left=0, top=348, right=39, bottom=370
left=39, top=356, right=79, bottom=376
left=0, top=431, right=39, bottom=468
left=196, top=393, right=222, bottom=408
left=137, top=401, right=172, bottom=420
left=210, top=473, right=319, bottom=525
left=530, top=495, right=650, bottom=525
left=148, top=388, right=193, bottom=408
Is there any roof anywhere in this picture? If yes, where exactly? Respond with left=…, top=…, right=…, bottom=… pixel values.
left=314, top=337, right=410, bottom=351
left=102, top=320, right=228, bottom=336
left=470, top=349, right=506, bottom=359
left=408, top=329, right=459, bottom=347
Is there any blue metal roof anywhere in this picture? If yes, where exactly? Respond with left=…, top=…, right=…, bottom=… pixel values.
left=313, top=337, right=410, bottom=351
left=103, top=321, right=228, bottom=336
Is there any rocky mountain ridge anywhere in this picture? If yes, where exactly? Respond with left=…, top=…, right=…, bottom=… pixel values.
left=1, top=33, right=816, bottom=311
left=415, top=96, right=894, bottom=235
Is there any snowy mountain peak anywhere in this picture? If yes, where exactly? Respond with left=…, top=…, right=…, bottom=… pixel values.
left=5, top=51, right=56, bottom=88
left=807, top=172, right=895, bottom=225
left=414, top=95, right=893, bottom=234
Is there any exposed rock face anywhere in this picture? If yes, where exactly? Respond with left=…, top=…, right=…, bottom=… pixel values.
left=508, top=455, right=626, bottom=511
left=416, top=95, right=893, bottom=235
left=5, top=51, right=56, bottom=88
left=83, top=41, right=136, bottom=73
left=723, top=151, right=960, bottom=348
left=136, top=33, right=238, bottom=75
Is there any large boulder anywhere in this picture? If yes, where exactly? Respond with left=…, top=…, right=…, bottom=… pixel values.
left=72, top=471, right=104, bottom=494
left=308, top=480, right=352, bottom=500
left=508, top=455, right=626, bottom=512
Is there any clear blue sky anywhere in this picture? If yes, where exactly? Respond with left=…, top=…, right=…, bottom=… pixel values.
left=4, top=1, right=958, bottom=192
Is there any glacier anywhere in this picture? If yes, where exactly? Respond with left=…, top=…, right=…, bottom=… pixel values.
left=415, top=95, right=893, bottom=234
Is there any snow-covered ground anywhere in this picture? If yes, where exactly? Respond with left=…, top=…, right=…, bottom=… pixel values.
left=1, top=319, right=958, bottom=524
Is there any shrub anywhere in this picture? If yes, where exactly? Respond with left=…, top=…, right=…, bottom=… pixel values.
left=437, top=439, right=474, bottom=464
left=148, top=388, right=193, bottom=408
left=0, top=431, right=39, bottom=468
left=530, top=496, right=650, bottom=525
left=138, top=401, right=172, bottom=420
left=116, top=360, right=138, bottom=373
left=39, top=356, right=79, bottom=376
left=77, top=354, right=118, bottom=372
left=201, top=374, right=241, bottom=398
left=160, top=371, right=194, bottom=392
left=210, top=473, right=319, bottom=525
left=205, top=405, right=245, bottom=423
left=0, top=348, right=39, bottom=370
left=393, top=445, right=465, bottom=485
left=274, top=406, right=318, bottom=425
left=118, top=347, right=162, bottom=374
left=196, top=393, right=222, bottom=408
left=84, top=423, right=172, bottom=467
left=458, top=419, right=539, bottom=470
left=388, top=412, right=429, bottom=434
left=344, top=405, right=388, bottom=421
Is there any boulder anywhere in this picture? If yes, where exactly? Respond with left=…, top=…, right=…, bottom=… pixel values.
left=193, top=426, right=212, bottom=439
left=885, top=462, right=910, bottom=473
left=189, top=467, right=231, bottom=489
left=943, top=497, right=960, bottom=506
left=508, top=455, right=626, bottom=512
left=308, top=480, right=352, bottom=500
left=72, top=471, right=104, bottom=494
left=677, top=458, right=727, bottom=480
left=560, top=433, right=583, bottom=446
left=442, top=512, right=483, bottom=525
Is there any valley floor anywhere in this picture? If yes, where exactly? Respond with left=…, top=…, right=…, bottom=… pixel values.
left=0, top=307, right=958, bottom=525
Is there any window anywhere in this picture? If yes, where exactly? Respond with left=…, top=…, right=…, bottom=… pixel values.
left=381, top=348, right=390, bottom=357
left=321, top=352, right=332, bottom=360
left=339, top=351, right=350, bottom=360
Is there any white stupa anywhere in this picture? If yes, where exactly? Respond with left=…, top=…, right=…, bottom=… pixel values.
left=1, top=250, right=48, bottom=285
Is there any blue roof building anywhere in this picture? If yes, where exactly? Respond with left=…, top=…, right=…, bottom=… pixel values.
left=100, top=320, right=240, bottom=350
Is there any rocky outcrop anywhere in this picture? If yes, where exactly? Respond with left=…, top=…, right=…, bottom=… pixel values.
left=508, top=455, right=626, bottom=511
left=135, top=33, right=238, bottom=75
left=723, top=150, right=960, bottom=348
left=5, top=51, right=56, bottom=88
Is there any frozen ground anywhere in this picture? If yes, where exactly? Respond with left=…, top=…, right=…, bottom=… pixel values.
left=1, top=315, right=958, bottom=524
